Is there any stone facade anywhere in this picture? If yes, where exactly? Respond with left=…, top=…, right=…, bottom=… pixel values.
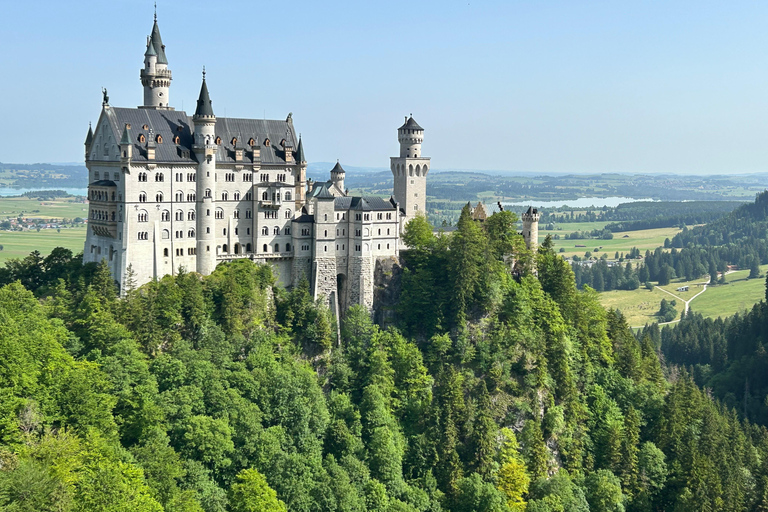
left=83, top=16, right=429, bottom=312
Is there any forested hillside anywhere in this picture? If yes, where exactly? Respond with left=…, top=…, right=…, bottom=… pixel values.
left=2, top=206, right=768, bottom=511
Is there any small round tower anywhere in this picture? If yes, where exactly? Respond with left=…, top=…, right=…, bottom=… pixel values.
left=398, top=115, right=424, bottom=158
left=330, top=161, right=346, bottom=194
left=140, top=14, right=172, bottom=109
left=192, top=72, right=217, bottom=275
left=522, top=206, right=540, bottom=252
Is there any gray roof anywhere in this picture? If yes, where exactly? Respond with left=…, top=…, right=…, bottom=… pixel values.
left=292, top=213, right=314, bottom=223
left=399, top=116, right=423, bottom=131
left=150, top=20, right=167, bottom=65
left=145, top=38, right=157, bottom=57
left=330, top=161, right=345, bottom=174
left=334, top=196, right=397, bottom=211
left=296, top=136, right=306, bottom=163
left=105, top=107, right=296, bottom=165
left=91, top=180, right=117, bottom=187
left=309, top=180, right=335, bottom=200
left=85, top=124, right=93, bottom=145
left=194, top=79, right=214, bottom=117
left=119, top=124, right=131, bottom=145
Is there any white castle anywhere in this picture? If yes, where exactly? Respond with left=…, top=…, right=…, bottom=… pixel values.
left=83, top=15, right=430, bottom=311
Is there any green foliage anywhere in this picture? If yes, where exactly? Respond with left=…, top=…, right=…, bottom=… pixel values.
left=228, top=468, right=287, bottom=512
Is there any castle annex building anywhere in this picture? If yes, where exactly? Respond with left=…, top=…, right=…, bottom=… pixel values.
left=83, top=16, right=430, bottom=311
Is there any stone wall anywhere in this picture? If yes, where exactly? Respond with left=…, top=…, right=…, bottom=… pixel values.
left=372, top=255, right=403, bottom=327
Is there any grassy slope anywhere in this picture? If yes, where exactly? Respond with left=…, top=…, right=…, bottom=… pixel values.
left=544, top=225, right=683, bottom=258
left=0, top=196, right=89, bottom=220
left=689, top=266, right=768, bottom=320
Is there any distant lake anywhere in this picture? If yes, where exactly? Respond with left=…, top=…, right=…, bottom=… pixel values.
left=0, top=187, right=88, bottom=197
left=503, top=197, right=654, bottom=209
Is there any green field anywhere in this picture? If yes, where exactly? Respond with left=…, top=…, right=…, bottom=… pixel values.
left=545, top=225, right=683, bottom=258
left=0, top=196, right=89, bottom=221
left=0, top=226, right=87, bottom=262
left=599, top=288, right=669, bottom=327
left=689, top=266, right=767, bottom=319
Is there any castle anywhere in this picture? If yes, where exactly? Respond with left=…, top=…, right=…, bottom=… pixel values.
left=83, top=15, right=539, bottom=312
left=83, top=15, right=431, bottom=312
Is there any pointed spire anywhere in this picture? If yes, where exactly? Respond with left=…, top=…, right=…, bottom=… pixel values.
left=149, top=10, right=167, bottom=65
left=85, top=123, right=93, bottom=145
left=120, top=124, right=131, bottom=145
left=145, top=37, right=157, bottom=57
left=331, top=161, right=345, bottom=174
left=296, top=135, right=306, bottom=163
left=194, top=70, right=214, bottom=118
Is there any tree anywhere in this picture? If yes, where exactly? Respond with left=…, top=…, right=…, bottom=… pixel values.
left=454, top=473, right=510, bottom=512
left=750, top=257, right=761, bottom=279
left=229, top=468, right=287, bottom=512
left=497, top=428, right=530, bottom=511
left=584, top=469, right=625, bottom=512
left=402, top=213, right=434, bottom=250
left=521, top=420, right=548, bottom=480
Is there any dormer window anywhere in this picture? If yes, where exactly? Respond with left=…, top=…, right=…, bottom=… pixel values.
left=156, top=134, right=163, bottom=144
left=138, top=134, right=146, bottom=143
left=173, top=135, right=180, bottom=144
left=280, top=139, right=286, bottom=147
left=264, top=138, right=270, bottom=147
left=248, top=138, right=255, bottom=146
left=215, top=136, right=221, bottom=145
left=142, top=124, right=149, bottom=130
left=231, top=137, right=237, bottom=146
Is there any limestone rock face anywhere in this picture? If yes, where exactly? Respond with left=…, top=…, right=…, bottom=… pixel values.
left=373, top=255, right=403, bottom=328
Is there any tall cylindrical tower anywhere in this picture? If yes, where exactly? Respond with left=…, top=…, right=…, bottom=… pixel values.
left=139, top=17, right=172, bottom=109
left=391, top=115, right=430, bottom=229
left=522, top=206, right=540, bottom=252
left=193, top=74, right=217, bottom=275
left=398, top=116, right=424, bottom=157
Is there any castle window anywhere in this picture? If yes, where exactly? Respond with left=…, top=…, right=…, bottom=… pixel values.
left=284, top=227, right=290, bottom=235
left=111, top=212, right=115, bottom=221
left=301, top=228, right=310, bottom=236
left=247, top=228, right=250, bottom=235
left=111, top=192, right=115, bottom=201
left=187, top=211, right=195, bottom=221
left=139, top=172, right=147, bottom=182
left=164, top=248, right=169, bottom=256
left=187, top=193, right=196, bottom=202
left=188, top=229, right=195, bottom=237
left=378, top=229, right=381, bottom=235
left=262, top=192, right=268, bottom=200
left=215, top=136, right=221, bottom=145
left=246, top=210, right=252, bottom=219
left=244, top=173, right=252, bottom=182
left=139, top=193, right=147, bottom=202
left=263, top=244, right=268, bottom=252
left=324, top=214, right=328, bottom=221
left=176, top=173, right=182, bottom=182
left=234, top=209, right=240, bottom=219
left=246, top=243, right=252, bottom=252
left=114, top=172, right=119, bottom=181
left=364, top=214, right=369, bottom=221
left=273, top=227, right=280, bottom=235
left=262, top=226, right=268, bottom=235
left=264, top=138, right=270, bottom=147
left=231, top=137, right=237, bottom=146
left=378, top=244, right=381, bottom=250
left=387, top=243, right=390, bottom=249
left=387, top=228, right=390, bottom=235
left=285, top=209, right=292, bottom=219
left=221, top=192, right=228, bottom=201
left=138, top=211, right=148, bottom=222
left=275, top=244, right=280, bottom=252
left=223, top=244, right=228, bottom=252
left=175, top=210, right=183, bottom=221
left=205, top=189, right=211, bottom=198
left=336, top=245, right=339, bottom=251
left=324, top=230, right=327, bottom=237
left=285, top=191, right=291, bottom=200
left=188, top=173, right=196, bottom=182
left=286, top=243, right=291, bottom=251
left=414, top=205, right=418, bottom=210
left=342, top=229, right=345, bottom=235
left=162, top=210, right=170, bottom=221
left=248, top=138, right=255, bottom=146
left=223, top=229, right=227, bottom=235
left=138, top=134, right=146, bottom=143
left=234, top=192, right=240, bottom=200
left=356, top=214, right=361, bottom=221
left=176, top=191, right=183, bottom=202
left=156, top=193, right=163, bottom=202
left=386, top=213, right=392, bottom=220
left=377, top=213, right=383, bottom=220
left=173, top=135, right=180, bottom=144
left=142, top=124, right=148, bottom=130
left=156, top=134, right=163, bottom=144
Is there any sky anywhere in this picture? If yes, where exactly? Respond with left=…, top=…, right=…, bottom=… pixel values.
left=3, top=0, right=768, bottom=174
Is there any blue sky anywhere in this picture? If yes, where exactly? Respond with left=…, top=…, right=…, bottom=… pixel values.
left=3, top=0, right=768, bottom=174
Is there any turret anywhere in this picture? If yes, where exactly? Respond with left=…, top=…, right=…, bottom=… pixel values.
left=295, top=135, right=307, bottom=210
left=330, top=161, right=346, bottom=195
left=522, top=206, right=540, bottom=252
left=119, top=124, right=132, bottom=162
left=398, top=115, right=424, bottom=158
left=192, top=72, right=217, bottom=275
left=391, top=115, right=429, bottom=228
left=139, top=12, right=172, bottom=109
left=84, top=123, right=93, bottom=161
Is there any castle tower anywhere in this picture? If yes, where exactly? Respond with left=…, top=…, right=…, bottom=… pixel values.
left=295, top=136, right=307, bottom=211
left=391, top=115, right=429, bottom=227
left=193, top=72, right=217, bottom=274
left=330, top=161, right=346, bottom=195
left=522, top=206, right=540, bottom=252
left=139, top=13, right=172, bottom=109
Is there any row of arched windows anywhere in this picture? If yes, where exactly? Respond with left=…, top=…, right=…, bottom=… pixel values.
left=393, top=163, right=428, bottom=177
left=89, top=190, right=115, bottom=202
left=91, top=210, right=115, bottom=221
left=260, top=226, right=291, bottom=236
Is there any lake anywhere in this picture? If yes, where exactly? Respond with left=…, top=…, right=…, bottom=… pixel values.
left=502, top=197, right=654, bottom=209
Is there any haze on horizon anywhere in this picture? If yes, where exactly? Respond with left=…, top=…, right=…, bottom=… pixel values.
left=3, top=0, right=768, bottom=175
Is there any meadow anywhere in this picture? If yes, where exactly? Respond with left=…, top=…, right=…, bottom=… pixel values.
left=543, top=225, right=683, bottom=258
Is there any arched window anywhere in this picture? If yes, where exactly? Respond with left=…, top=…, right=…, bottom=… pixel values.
left=215, top=136, right=221, bottom=145
left=262, top=191, right=268, bottom=200
left=415, top=164, right=421, bottom=176
left=187, top=193, right=196, bottom=202
left=162, top=229, right=170, bottom=239
left=274, top=243, right=280, bottom=252
left=162, top=210, right=170, bottom=221
left=285, top=209, right=292, bottom=219
left=139, top=172, right=147, bottom=182
left=138, top=211, right=148, bottom=222
left=264, top=138, right=270, bottom=147
left=261, top=226, right=268, bottom=235
left=163, top=248, right=169, bottom=256
left=248, top=138, right=255, bottom=146
left=231, top=137, right=237, bottom=146
left=138, top=134, right=146, bottom=143
left=173, top=135, right=180, bottom=144
left=139, top=192, right=147, bottom=202
left=156, top=192, right=163, bottom=202
left=205, top=188, right=211, bottom=198
left=263, top=244, right=268, bottom=252
left=284, top=227, right=290, bottom=235
left=273, top=227, right=280, bottom=235
left=175, top=210, right=183, bottom=221
left=156, top=134, right=163, bottom=143
left=286, top=243, right=291, bottom=251
left=324, top=214, right=328, bottom=221
left=246, top=243, right=252, bottom=252
left=409, top=164, right=414, bottom=176
left=221, top=192, right=228, bottom=201
left=110, top=212, right=115, bottom=221
left=175, top=191, right=183, bottom=202
left=111, top=191, right=115, bottom=201
left=234, top=192, right=240, bottom=201
left=234, top=243, right=240, bottom=254
left=188, top=229, right=195, bottom=237
left=215, top=208, right=224, bottom=219
left=155, top=173, right=164, bottom=182
left=222, top=244, right=228, bottom=253
left=285, top=191, right=292, bottom=201
left=187, top=211, right=195, bottom=221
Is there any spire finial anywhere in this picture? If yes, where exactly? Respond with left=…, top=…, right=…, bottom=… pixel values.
left=202, top=66, right=206, bottom=81
left=154, top=2, right=157, bottom=21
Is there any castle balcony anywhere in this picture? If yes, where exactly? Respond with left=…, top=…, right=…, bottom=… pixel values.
left=89, top=219, right=118, bottom=239
left=140, top=68, right=172, bottom=79
left=259, top=199, right=282, bottom=209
